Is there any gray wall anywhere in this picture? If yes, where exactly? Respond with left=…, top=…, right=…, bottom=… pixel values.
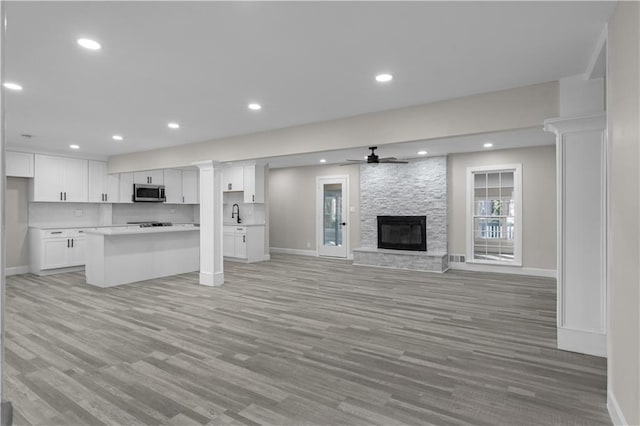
left=607, top=2, right=640, bottom=424
left=6, top=177, right=29, bottom=268
left=359, top=157, right=447, bottom=253
left=447, top=145, right=556, bottom=270
left=269, top=164, right=360, bottom=252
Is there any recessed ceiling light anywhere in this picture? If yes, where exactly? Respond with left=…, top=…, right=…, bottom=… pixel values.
left=69, top=144, right=80, bottom=150
left=112, top=135, right=124, bottom=141
left=319, top=159, right=327, bottom=163
left=483, top=142, right=493, bottom=148
left=375, top=73, right=393, bottom=83
left=168, top=122, right=180, bottom=129
left=417, top=150, right=427, bottom=155
left=248, top=103, right=262, bottom=111
left=77, top=38, right=102, bottom=50
left=3, top=82, right=23, bottom=91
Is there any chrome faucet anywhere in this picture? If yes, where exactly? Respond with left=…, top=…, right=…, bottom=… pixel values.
left=231, top=203, right=242, bottom=224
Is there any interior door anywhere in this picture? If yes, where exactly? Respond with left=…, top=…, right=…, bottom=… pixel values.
left=317, top=176, right=349, bottom=258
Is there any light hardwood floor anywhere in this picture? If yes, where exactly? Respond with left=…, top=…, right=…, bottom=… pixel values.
left=5, top=254, right=609, bottom=425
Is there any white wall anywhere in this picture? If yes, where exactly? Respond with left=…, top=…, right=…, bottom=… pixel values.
left=268, top=164, right=360, bottom=253
left=607, top=2, right=640, bottom=424
left=108, top=82, right=559, bottom=173
left=448, top=145, right=556, bottom=271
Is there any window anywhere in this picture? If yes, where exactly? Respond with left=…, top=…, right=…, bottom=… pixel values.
left=466, top=164, right=522, bottom=265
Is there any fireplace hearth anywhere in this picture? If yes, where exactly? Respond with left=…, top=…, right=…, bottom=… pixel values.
left=377, top=216, right=427, bottom=251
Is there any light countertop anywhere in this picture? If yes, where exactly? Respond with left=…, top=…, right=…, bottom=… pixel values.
left=85, top=224, right=199, bottom=236
left=223, top=222, right=265, bottom=227
left=30, top=222, right=199, bottom=230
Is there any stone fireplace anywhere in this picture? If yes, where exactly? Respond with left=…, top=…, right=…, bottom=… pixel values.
left=352, top=157, right=448, bottom=272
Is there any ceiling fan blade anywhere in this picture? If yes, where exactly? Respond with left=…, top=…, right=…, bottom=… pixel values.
left=345, top=159, right=364, bottom=162
left=380, top=159, right=409, bottom=164
left=340, top=161, right=364, bottom=166
left=378, top=157, right=398, bottom=161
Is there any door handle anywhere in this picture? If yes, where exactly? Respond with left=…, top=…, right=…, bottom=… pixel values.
left=341, top=222, right=347, bottom=226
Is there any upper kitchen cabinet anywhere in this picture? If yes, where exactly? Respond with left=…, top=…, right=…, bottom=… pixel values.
left=243, top=164, right=265, bottom=203
left=164, top=169, right=199, bottom=204
left=118, top=172, right=134, bottom=203
left=88, top=160, right=118, bottom=203
left=133, top=169, right=164, bottom=185
left=6, top=151, right=34, bottom=177
left=222, top=166, right=244, bottom=192
left=31, top=154, right=88, bottom=202
left=182, top=170, right=199, bottom=204
left=163, top=169, right=182, bottom=204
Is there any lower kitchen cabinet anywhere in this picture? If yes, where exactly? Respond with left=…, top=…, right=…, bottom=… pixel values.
left=30, top=228, right=89, bottom=275
left=223, top=225, right=266, bottom=263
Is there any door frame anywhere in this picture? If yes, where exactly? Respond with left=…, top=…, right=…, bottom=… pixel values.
left=316, top=175, right=350, bottom=258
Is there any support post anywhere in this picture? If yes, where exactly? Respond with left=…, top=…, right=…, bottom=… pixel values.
left=194, top=161, right=224, bottom=286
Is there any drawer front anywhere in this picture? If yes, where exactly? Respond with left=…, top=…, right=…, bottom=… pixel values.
left=44, top=230, right=69, bottom=238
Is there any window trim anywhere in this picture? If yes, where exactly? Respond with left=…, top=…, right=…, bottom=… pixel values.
left=466, top=163, right=523, bottom=266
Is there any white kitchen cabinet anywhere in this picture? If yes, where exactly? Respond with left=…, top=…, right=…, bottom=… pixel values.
left=107, top=174, right=120, bottom=203
left=243, top=164, right=265, bottom=203
left=134, top=170, right=164, bottom=185
left=223, top=229, right=235, bottom=257
left=223, top=225, right=266, bottom=262
left=164, top=169, right=199, bottom=204
left=30, top=228, right=88, bottom=275
left=163, top=169, right=183, bottom=204
left=6, top=151, right=34, bottom=177
left=32, top=154, right=88, bottom=202
left=222, top=166, right=244, bottom=192
left=119, top=172, right=134, bottom=203
left=182, top=170, right=199, bottom=204
left=88, top=160, right=110, bottom=202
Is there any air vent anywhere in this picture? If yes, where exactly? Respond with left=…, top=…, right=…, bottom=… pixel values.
left=448, top=254, right=466, bottom=263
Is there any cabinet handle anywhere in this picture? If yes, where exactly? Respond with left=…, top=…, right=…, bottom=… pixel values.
left=243, top=235, right=246, bottom=243
left=101, top=193, right=104, bottom=202
left=71, top=239, right=74, bottom=248
left=182, top=196, right=185, bottom=203
left=228, top=183, right=232, bottom=190
left=64, top=192, right=67, bottom=201
left=60, top=192, right=63, bottom=201
left=252, top=194, right=255, bottom=202
left=105, top=193, right=108, bottom=202
left=67, top=239, right=70, bottom=248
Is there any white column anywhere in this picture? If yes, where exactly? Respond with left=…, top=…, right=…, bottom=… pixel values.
left=194, top=161, right=224, bottom=286
left=544, top=113, right=607, bottom=357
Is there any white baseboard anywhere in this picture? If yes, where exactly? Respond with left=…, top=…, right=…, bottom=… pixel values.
left=557, top=327, right=607, bottom=357
left=448, top=262, right=557, bottom=278
left=199, top=271, right=224, bottom=287
left=608, top=391, right=629, bottom=426
left=269, top=247, right=318, bottom=257
left=5, top=265, right=29, bottom=276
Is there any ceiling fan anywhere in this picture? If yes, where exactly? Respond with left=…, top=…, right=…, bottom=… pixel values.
left=341, top=146, right=408, bottom=165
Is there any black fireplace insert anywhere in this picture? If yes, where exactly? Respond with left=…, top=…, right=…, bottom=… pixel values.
left=377, top=216, right=427, bottom=251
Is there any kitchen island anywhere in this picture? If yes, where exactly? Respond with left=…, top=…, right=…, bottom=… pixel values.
left=85, top=224, right=199, bottom=287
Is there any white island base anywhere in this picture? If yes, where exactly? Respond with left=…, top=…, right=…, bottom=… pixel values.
left=85, top=226, right=199, bottom=288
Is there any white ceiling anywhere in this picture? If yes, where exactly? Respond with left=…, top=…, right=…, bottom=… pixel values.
left=5, top=1, right=614, bottom=159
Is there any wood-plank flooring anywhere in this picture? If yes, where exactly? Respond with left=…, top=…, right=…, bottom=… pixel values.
left=5, top=254, right=609, bottom=425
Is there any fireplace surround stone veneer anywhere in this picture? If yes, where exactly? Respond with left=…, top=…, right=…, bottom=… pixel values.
left=353, top=157, right=448, bottom=272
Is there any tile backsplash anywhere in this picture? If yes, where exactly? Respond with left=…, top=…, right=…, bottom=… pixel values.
left=222, top=192, right=265, bottom=224
left=28, top=202, right=198, bottom=228
left=112, top=204, right=198, bottom=224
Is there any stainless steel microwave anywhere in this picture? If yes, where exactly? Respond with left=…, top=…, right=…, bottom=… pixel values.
left=133, top=184, right=166, bottom=202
